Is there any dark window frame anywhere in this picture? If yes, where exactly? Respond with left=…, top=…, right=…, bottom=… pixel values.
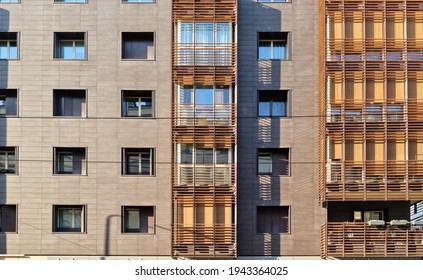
left=257, top=206, right=290, bottom=234
left=53, top=147, right=87, bottom=175
left=0, top=89, right=18, bottom=117
left=122, top=148, right=155, bottom=176
left=53, top=205, right=86, bottom=233
left=121, top=206, right=155, bottom=234
left=121, top=32, right=155, bottom=60
left=0, top=204, right=17, bottom=233
left=258, top=90, right=290, bottom=117
left=0, top=146, right=17, bottom=174
left=53, top=32, right=87, bottom=60
left=257, top=148, right=290, bottom=176
left=121, top=90, right=154, bottom=118
left=53, top=89, right=87, bottom=117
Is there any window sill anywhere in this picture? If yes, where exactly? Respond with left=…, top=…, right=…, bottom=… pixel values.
left=121, top=59, right=156, bottom=61
left=256, top=232, right=291, bottom=235
left=258, top=116, right=290, bottom=119
left=53, top=58, right=87, bottom=61
left=121, top=2, right=156, bottom=4
left=257, top=174, right=291, bottom=177
left=0, top=231, right=18, bottom=234
left=53, top=2, right=88, bottom=4
left=53, top=231, right=86, bottom=234
left=53, top=116, right=87, bottom=118
left=0, top=58, right=19, bottom=60
left=0, top=115, right=19, bottom=118
left=121, top=174, right=156, bottom=177
left=0, top=173, right=18, bottom=176
left=121, top=232, right=155, bottom=235
left=257, top=58, right=291, bottom=61
left=122, top=116, right=155, bottom=119
left=53, top=173, right=87, bottom=176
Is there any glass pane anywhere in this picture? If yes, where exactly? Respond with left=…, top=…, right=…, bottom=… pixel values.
left=195, top=23, right=214, bottom=44
left=125, top=98, right=140, bottom=117
left=195, top=86, right=213, bottom=105
left=128, top=155, right=140, bottom=174
left=73, top=209, right=81, bottom=230
left=180, top=22, right=193, bottom=44
left=258, top=154, right=272, bottom=174
left=9, top=41, right=17, bottom=59
left=196, top=148, right=213, bottom=164
left=273, top=101, right=286, bottom=117
left=258, top=41, right=271, bottom=59
left=141, top=153, right=151, bottom=175
left=181, top=86, right=193, bottom=104
left=0, top=42, right=8, bottom=59
left=58, top=209, right=73, bottom=229
left=0, top=153, right=5, bottom=170
left=216, top=23, right=230, bottom=44
left=59, top=154, right=73, bottom=173
left=0, top=96, right=5, bottom=115
left=180, top=144, right=193, bottom=164
left=60, top=41, right=74, bottom=59
left=363, top=212, right=371, bottom=222
left=273, top=41, right=286, bottom=59
left=140, top=97, right=152, bottom=117
left=7, top=153, right=15, bottom=172
left=215, top=86, right=230, bottom=104
left=216, top=148, right=229, bottom=164
left=75, top=40, right=85, bottom=59
left=258, top=101, right=271, bottom=116
left=125, top=209, right=140, bottom=231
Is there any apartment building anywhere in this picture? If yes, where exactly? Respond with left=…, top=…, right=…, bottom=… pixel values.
left=1, top=0, right=422, bottom=260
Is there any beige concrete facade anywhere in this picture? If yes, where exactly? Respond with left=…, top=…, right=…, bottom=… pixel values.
left=0, top=0, right=172, bottom=257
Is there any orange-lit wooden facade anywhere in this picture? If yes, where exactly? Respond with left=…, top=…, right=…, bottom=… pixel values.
left=321, top=0, right=423, bottom=202
left=171, top=0, right=237, bottom=258
left=320, top=0, right=423, bottom=258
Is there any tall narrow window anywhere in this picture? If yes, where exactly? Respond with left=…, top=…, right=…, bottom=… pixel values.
left=122, top=32, right=154, bottom=60
left=54, top=147, right=86, bottom=175
left=258, top=32, right=288, bottom=60
left=0, top=205, right=17, bottom=233
left=53, top=205, right=85, bottom=233
left=122, top=148, right=154, bottom=176
left=122, top=206, right=155, bottom=234
left=0, top=32, right=18, bottom=59
left=53, top=89, right=86, bottom=117
left=122, top=90, right=153, bottom=117
left=54, top=32, right=86, bottom=60
left=0, top=89, right=18, bottom=116
left=0, top=147, right=16, bottom=174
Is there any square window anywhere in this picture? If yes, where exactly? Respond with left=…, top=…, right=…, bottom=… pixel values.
left=122, top=32, right=154, bottom=60
left=0, top=89, right=18, bottom=116
left=258, top=90, right=288, bottom=117
left=258, top=148, right=290, bottom=176
left=54, top=147, right=86, bottom=175
left=53, top=89, right=86, bottom=117
left=258, top=32, right=288, bottom=60
left=54, top=32, right=86, bottom=60
left=0, top=32, right=18, bottom=59
left=122, top=206, right=155, bottom=234
left=53, top=205, right=85, bottom=233
left=122, top=148, right=154, bottom=176
left=0, top=205, right=17, bottom=233
left=0, top=147, right=17, bottom=174
left=257, top=206, right=289, bottom=234
left=122, top=90, right=153, bottom=117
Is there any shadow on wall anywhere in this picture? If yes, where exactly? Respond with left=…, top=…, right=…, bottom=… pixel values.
left=0, top=7, right=10, bottom=255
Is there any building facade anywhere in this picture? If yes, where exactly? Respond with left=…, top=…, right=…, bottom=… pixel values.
left=0, top=0, right=422, bottom=260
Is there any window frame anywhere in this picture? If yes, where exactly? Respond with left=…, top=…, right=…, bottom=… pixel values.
left=0, top=32, right=19, bottom=60
left=53, top=205, right=86, bottom=233
left=0, top=205, right=17, bottom=233
left=257, top=148, right=290, bottom=176
left=0, top=147, right=17, bottom=174
left=0, top=89, right=18, bottom=117
left=257, top=0, right=291, bottom=2
left=121, top=90, right=154, bottom=118
left=256, top=206, right=290, bottom=234
left=258, top=90, right=290, bottom=117
left=53, top=147, right=87, bottom=175
left=0, top=0, right=20, bottom=3
left=121, top=206, right=155, bottom=234
left=122, top=148, right=155, bottom=176
left=53, top=89, right=87, bottom=118
left=53, top=32, right=87, bottom=60
left=121, top=32, right=155, bottom=60
left=257, top=32, right=290, bottom=60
